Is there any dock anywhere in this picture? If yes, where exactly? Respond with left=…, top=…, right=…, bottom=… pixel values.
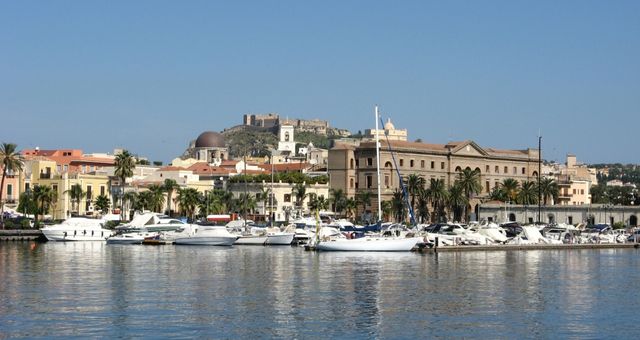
left=0, top=230, right=45, bottom=242
left=423, top=243, right=640, bottom=253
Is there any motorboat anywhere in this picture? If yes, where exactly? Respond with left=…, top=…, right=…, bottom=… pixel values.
left=174, top=226, right=238, bottom=246
left=41, top=218, right=114, bottom=241
left=264, top=227, right=295, bottom=245
left=506, top=225, right=562, bottom=245
left=473, top=222, right=508, bottom=243
left=316, top=236, right=422, bottom=252
left=106, top=233, right=146, bottom=244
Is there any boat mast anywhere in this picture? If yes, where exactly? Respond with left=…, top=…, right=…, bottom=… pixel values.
left=375, top=105, right=382, bottom=223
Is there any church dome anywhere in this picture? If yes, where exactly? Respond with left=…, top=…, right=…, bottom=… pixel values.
left=194, top=131, right=225, bottom=148
left=384, top=118, right=395, bottom=130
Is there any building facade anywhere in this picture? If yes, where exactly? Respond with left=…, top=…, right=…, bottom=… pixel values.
left=329, top=139, right=540, bottom=217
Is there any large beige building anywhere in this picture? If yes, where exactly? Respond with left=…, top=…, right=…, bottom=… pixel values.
left=329, top=139, right=540, bottom=218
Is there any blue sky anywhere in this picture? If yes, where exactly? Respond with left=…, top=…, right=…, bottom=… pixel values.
left=1, top=1, right=639, bottom=164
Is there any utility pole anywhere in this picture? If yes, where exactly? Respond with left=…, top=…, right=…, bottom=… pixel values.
left=538, top=134, right=542, bottom=223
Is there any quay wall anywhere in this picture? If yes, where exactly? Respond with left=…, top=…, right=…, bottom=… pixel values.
left=478, top=203, right=640, bottom=226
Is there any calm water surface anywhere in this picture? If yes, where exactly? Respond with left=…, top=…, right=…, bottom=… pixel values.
left=1, top=242, right=639, bottom=339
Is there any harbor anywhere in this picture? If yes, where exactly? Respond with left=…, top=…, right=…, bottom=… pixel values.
left=1, top=241, right=639, bottom=339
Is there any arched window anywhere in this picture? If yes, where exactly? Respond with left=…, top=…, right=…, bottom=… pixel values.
left=455, top=166, right=462, bottom=172
left=630, top=215, right=637, bottom=227
left=285, top=132, right=290, bottom=141
left=548, top=214, right=555, bottom=224
left=384, top=161, right=392, bottom=168
left=475, top=167, right=481, bottom=174
left=350, top=178, right=354, bottom=188
left=532, top=171, right=538, bottom=178
left=509, top=213, right=516, bottom=222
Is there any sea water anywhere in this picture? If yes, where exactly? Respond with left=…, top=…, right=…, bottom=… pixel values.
left=1, top=242, right=639, bottom=339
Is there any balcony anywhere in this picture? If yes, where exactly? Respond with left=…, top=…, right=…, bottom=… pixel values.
left=39, top=173, right=52, bottom=179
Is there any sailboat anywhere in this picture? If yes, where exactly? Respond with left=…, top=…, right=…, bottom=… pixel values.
left=315, top=106, right=423, bottom=252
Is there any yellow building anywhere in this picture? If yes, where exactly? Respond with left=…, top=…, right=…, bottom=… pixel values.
left=26, top=158, right=112, bottom=219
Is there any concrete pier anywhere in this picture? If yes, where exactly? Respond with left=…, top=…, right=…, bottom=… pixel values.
left=0, top=230, right=44, bottom=241
left=423, top=243, right=640, bottom=253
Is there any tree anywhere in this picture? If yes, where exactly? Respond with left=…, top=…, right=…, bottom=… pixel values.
left=447, top=183, right=468, bottom=222
left=258, top=187, right=271, bottom=217
left=18, top=189, right=37, bottom=217
left=456, top=168, right=482, bottom=221
left=32, top=184, right=57, bottom=228
left=344, top=197, right=357, bottom=220
left=94, top=195, right=110, bottom=215
left=177, top=188, right=202, bottom=221
left=1, top=143, right=24, bottom=228
left=517, top=181, right=538, bottom=205
left=329, top=188, right=347, bottom=217
left=64, top=183, right=86, bottom=215
left=416, top=189, right=430, bottom=223
left=500, top=178, right=520, bottom=203
left=405, top=174, right=426, bottom=214
left=123, top=191, right=138, bottom=219
left=381, top=200, right=393, bottom=222
left=291, top=182, right=308, bottom=215
left=163, top=178, right=180, bottom=216
left=356, top=190, right=372, bottom=223
left=392, top=189, right=406, bottom=223
left=147, top=184, right=166, bottom=213
left=114, top=150, right=136, bottom=219
left=538, top=177, right=558, bottom=205
left=426, top=179, right=448, bottom=222
left=308, top=194, right=329, bottom=214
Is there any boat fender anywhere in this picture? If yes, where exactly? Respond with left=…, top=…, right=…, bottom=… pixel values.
left=63, top=231, right=67, bottom=238
left=91, top=230, right=94, bottom=236
left=74, top=230, right=77, bottom=236
left=83, top=230, right=87, bottom=235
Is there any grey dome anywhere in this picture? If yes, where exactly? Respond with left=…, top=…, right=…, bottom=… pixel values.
left=195, top=131, right=225, bottom=148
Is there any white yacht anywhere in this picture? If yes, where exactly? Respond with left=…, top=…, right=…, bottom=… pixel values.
left=174, top=226, right=238, bottom=246
left=41, top=218, right=114, bottom=241
left=232, top=227, right=268, bottom=245
left=265, top=232, right=295, bottom=245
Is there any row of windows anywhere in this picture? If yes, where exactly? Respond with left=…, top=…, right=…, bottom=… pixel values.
left=353, top=158, right=530, bottom=176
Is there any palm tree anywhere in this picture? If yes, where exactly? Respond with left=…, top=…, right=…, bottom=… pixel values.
left=405, top=174, right=426, bottom=214
left=177, top=187, right=201, bottom=221
left=308, top=194, right=330, bottom=217
left=500, top=178, right=520, bottom=203
left=163, top=178, right=180, bottom=216
left=447, top=183, right=469, bottom=222
left=64, top=183, right=85, bottom=215
left=32, top=185, right=57, bottom=228
left=381, top=200, right=393, bottom=222
left=94, top=195, right=110, bottom=215
left=258, top=187, right=271, bottom=217
left=518, top=181, right=538, bottom=205
left=391, top=189, right=405, bottom=223
left=416, top=189, right=430, bottom=223
left=237, top=192, right=257, bottom=219
left=355, top=190, right=372, bottom=223
left=329, top=188, right=347, bottom=217
left=344, top=197, right=357, bottom=220
left=456, top=168, right=482, bottom=221
left=114, top=150, right=136, bottom=219
left=426, top=179, right=448, bottom=222
left=147, top=184, right=166, bottom=213
left=123, top=191, right=138, bottom=220
left=1, top=143, right=24, bottom=228
left=291, top=183, right=308, bottom=215
left=538, top=177, right=558, bottom=205
left=137, top=191, right=153, bottom=211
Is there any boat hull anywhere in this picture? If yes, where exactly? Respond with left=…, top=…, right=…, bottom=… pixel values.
left=106, top=235, right=145, bottom=244
left=266, top=233, right=295, bottom=245
left=234, top=235, right=268, bottom=245
left=42, top=229, right=114, bottom=242
left=174, top=236, right=237, bottom=246
left=316, top=237, right=421, bottom=252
